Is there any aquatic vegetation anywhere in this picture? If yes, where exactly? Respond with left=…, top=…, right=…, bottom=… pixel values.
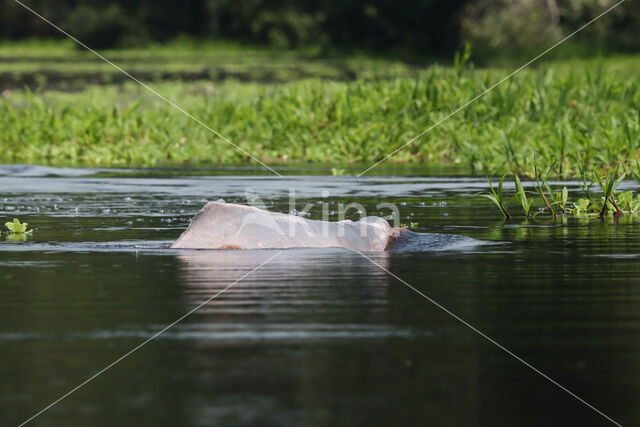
left=594, top=167, right=625, bottom=218
left=572, top=198, right=592, bottom=215
left=480, top=175, right=512, bottom=219
left=533, top=163, right=556, bottom=216
left=633, top=160, right=640, bottom=185
left=484, top=166, right=640, bottom=220
left=399, top=221, right=420, bottom=229
left=4, top=218, right=32, bottom=234
left=616, top=190, right=640, bottom=213
left=554, top=186, right=569, bottom=215
left=513, top=174, right=532, bottom=218
left=331, top=168, right=347, bottom=176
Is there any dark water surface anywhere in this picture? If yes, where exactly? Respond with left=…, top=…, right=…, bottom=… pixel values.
left=1, top=165, right=640, bottom=426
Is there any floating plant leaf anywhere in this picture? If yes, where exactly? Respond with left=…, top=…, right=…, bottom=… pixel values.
left=5, top=218, right=32, bottom=234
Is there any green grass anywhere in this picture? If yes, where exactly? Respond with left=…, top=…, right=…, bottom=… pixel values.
left=1, top=41, right=639, bottom=174
left=0, top=39, right=417, bottom=89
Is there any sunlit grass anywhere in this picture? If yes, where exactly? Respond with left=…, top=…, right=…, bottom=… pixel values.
left=1, top=45, right=639, bottom=173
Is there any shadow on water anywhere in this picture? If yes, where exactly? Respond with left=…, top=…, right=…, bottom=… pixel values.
left=389, top=230, right=490, bottom=252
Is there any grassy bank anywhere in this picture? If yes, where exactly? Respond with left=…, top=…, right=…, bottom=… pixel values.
left=0, top=40, right=417, bottom=89
left=1, top=42, right=639, bottom=175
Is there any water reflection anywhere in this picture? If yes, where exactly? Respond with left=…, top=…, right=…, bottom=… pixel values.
left=174, top=249, right=484, bottom=426
left=176, top=248, right=392, bottom=321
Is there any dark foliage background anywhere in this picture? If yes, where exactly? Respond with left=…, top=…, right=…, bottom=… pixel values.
left=1, top=0, right=638, bottom=55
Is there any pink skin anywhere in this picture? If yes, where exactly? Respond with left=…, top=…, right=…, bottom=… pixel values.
left=172, top=202, right=404, bottom=251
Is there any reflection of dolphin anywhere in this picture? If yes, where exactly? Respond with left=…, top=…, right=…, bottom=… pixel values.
left=172, top=202, right=398, bottom=251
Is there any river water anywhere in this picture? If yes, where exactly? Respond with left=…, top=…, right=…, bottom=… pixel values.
left=1, top=165, right=639, bottom=426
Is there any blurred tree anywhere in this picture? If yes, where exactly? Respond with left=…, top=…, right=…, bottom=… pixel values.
left=560, top=0, right=638, bottom=52
left=461, top=0, right=563, bottom=57
left=1, top=0, right=638, bottom=56
left=1, top=0, right=469, bottom=54
left=63, top=4, right=134, bottom=49
left=460, top=0, right=638, bottom=58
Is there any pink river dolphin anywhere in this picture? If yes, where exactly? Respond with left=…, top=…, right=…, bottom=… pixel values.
left=171, top=201, right=401, bottom=251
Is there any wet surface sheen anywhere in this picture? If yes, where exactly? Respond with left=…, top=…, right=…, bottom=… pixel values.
left=1, top=165, right=640, bottom=427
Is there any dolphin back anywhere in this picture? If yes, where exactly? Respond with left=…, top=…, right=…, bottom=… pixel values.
left=171, top=202, right=392, bottom=251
